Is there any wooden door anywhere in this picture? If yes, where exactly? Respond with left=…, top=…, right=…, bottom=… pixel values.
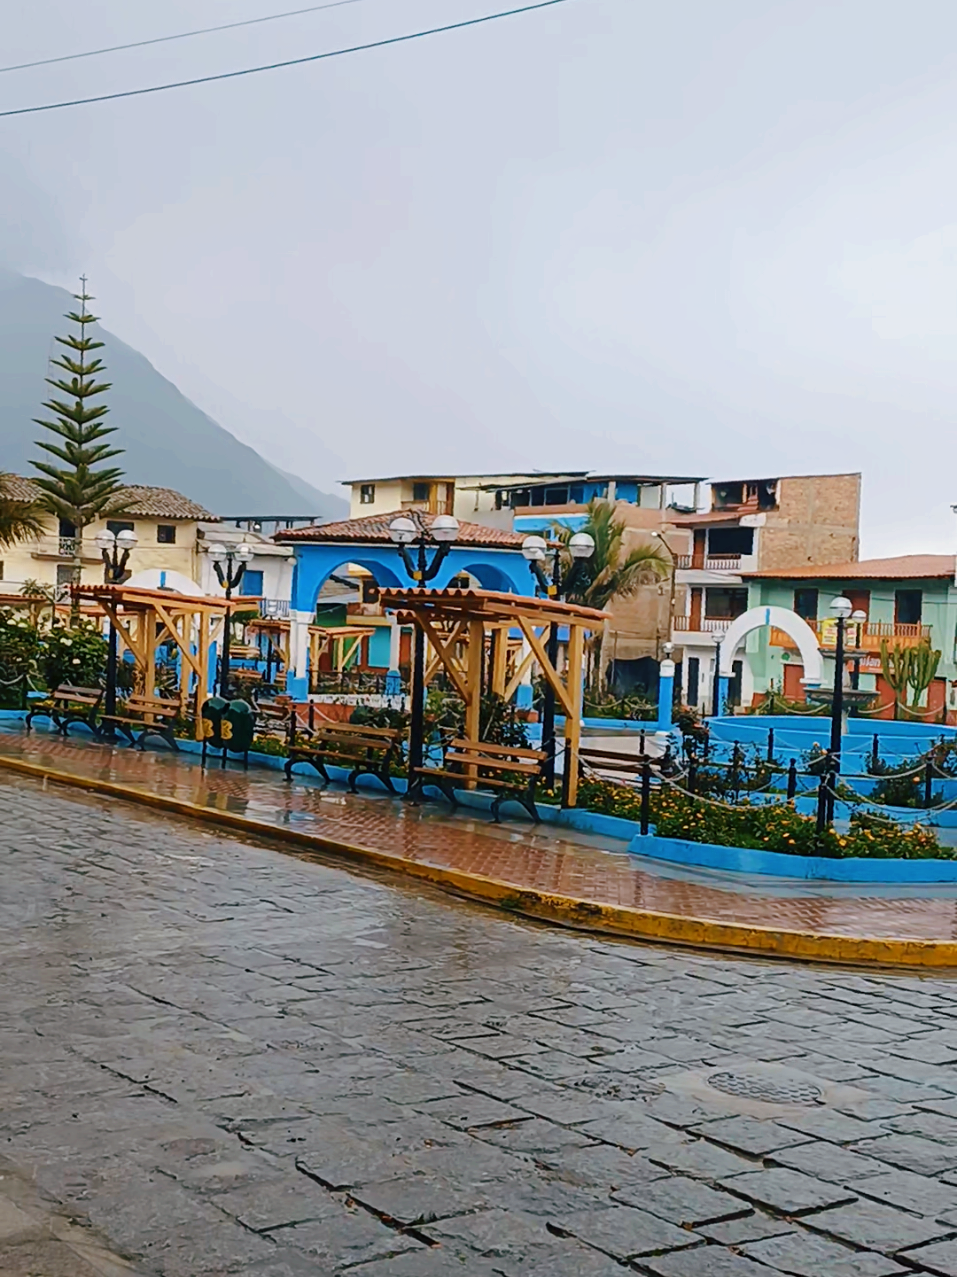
left=692, top=530, right=706, bottom=569
left=689, top=587, right=702, bottom=630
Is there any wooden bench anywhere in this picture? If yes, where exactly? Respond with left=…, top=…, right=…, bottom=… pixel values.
left=255, top=697, right=295, bottom=745
left=579, top=745, right=645, bottom=781
left=25, top=685, right=103, bottom=737
left=413, top=738, right=546, bottom=822
left=284, top=722, right=402, bottom=793
left=99, top=694, right=179, bottom=750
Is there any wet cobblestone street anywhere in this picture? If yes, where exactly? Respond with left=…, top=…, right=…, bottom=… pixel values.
left=4, top=772, right=957, bottom=1275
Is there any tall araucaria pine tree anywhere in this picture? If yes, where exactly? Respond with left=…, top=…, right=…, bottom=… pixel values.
left=31, top=277, right=125, bottom=615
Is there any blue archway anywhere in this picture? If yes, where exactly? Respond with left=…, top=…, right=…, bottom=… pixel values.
left=284, top=540, right=535, bottom=697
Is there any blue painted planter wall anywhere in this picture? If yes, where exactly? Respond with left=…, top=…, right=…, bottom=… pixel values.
left=628, top=832, right=957, bottom=883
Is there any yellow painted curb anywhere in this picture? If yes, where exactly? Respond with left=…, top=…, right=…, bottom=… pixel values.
left=2, top=752, right=956, bottom=969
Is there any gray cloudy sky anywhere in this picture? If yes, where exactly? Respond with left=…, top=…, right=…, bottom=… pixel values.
left=2, top=0, right=957, bottom=554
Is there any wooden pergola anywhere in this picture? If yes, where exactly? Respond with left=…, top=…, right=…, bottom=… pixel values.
left=72, top=584, right=234, bottom=737
left=379, top=587, right=606, bottom=806
left=246, top=619, right=377, bottom=684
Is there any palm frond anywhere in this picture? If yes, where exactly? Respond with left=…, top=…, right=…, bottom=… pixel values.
left=0, top=473, right=46, bottom=549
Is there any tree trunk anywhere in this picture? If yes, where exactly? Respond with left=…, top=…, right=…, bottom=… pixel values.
left=70, top=520, right=84, bottom=623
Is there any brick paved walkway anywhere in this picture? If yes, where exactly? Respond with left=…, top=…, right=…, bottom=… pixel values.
left=3, top=774, right=957, bottom=1275
left=2, top=725, right=957, bottom=944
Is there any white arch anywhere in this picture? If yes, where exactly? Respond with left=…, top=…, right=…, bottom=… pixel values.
left=123, top=568, right=206, bottom=597
left=718, top=605, right=823, bottom=685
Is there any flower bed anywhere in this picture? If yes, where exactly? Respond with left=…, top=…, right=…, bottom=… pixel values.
left=572, top=778, right=947, bottom=860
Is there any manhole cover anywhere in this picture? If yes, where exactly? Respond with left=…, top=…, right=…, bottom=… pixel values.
left=707, top=1071, right=823, bottom=1106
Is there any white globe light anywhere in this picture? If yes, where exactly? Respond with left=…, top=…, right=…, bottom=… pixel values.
left=116, top=529, right=138, bottom=550
left=522, top=535, right=547, bottom=562
left=236, top=542, right=254, bottom=563
left=94, top=529, right=116, bottom=551
left=389, top=516, right=417, bottom=545
left=431, top=515, right=460, bottom=543
left=830, top=596, right=853, bottom=619
left=569, top=532, right=596, bottom=560
left=851, top=609, right=867, bottom=623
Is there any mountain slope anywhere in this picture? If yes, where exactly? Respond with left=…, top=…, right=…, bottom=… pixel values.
left=0, top=270, right=346, bottom=518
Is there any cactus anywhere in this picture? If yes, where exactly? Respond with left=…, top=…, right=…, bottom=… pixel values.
left=880, top=640, right=910, bottom=720
left=907, top=640, right=941, bottom=711
left=880, top=639, right=941, bottom=718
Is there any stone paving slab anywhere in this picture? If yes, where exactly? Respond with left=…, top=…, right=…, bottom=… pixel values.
left=4, top=726, right=957, bottom=949
left=3, top=774, right=957, bottom=1274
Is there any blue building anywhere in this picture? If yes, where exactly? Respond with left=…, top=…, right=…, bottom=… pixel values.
left=274, top=511, right=537, bottom=698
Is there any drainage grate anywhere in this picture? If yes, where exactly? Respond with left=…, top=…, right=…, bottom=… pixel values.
left=707, top=1071, right=823, bottom=1106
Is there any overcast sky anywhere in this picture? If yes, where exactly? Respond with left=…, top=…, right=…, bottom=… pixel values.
left=2, top=0, right=957, bottom=554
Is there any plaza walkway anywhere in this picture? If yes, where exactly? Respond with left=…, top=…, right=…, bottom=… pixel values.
left=3, top=772, right=957, bottom=1275
left=1, top=725, right=957, bottom=956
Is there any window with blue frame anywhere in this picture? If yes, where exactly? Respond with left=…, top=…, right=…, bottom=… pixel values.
left=240, top=570, right=264, bottom=596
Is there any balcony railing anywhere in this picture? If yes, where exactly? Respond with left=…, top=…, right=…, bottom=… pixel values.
left=672, top=616, right=735, bottom=635
left=59, top=536, right=78, bottom=557
left=769, top=620, right=932, bottom=653
left=259, top=598, right=291, bottom=618
left=675, top=554, right=742, bottom=571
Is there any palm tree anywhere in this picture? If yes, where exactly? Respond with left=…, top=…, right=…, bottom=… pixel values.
left=554, top=499, right=670, bottom=688
left=555, top=498, right=669, bottom=609
left=0, top=473, right=45, bottom=549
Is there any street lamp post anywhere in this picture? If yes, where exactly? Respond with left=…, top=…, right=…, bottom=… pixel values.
left=94, top=528, right=137, bottom=735
left=388, top=513, right=460, bottom=787
left=825, top=596, right=867, bottom=821
left=207, top=542, right=254, bottom=698
left=521, top=532, right=595, bottom=793
left=650, top=531, right=678, bottom=658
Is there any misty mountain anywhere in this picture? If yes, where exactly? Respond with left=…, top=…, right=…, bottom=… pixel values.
left=0, top=270, right=346, bottom=518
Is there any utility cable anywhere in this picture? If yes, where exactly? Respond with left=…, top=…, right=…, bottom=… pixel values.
left=0, top=0, right=575, bottom=119
left=0, top=0, right=371, bottom=75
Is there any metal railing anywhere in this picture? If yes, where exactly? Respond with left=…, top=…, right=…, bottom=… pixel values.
left=58, top=536, right=77, bottom=557
left=259, top=598, right=291, bottom=618
left=673, top=616, right=735, bottom=634
left=675, top=554, right=742, bottom=571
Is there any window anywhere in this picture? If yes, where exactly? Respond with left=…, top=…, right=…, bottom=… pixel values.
left=107, top=520, right=134, bottom=536
left=58, top=517, right=76, bottom=538
left=361, top=578, right=380, bottom=604
left=712, top=482, right=743, bottom=509
left=412, top=481, right=431, bottom=502
left=359, top=484, right=375, bottom=504
left=156, top=524, right=176, bottom=544
left=239, top=570, right=264, bottom=597
left=708, top=527, right=754, bottom=557
left=56, top=564, right=73, bottom=588
left=705, top=587, right=749, bottom=619
left=0, top=562, right=4, bottom=581
left=895, top=589, right=923, bottom=626
left=793, top=588, right=819, bottom=621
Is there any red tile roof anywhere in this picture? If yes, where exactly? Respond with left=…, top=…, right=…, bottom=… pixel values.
left=275, top=510, right=527, bottom=549
left=1, top=475, right=215, bottom=520
left=745, top=555, right=956, bottom=581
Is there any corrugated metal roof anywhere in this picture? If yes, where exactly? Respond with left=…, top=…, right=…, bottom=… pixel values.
left=745, top=555, right=955, bottom=581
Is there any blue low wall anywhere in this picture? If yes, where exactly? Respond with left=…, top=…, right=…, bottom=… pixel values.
left=707, top=714, right=957, bottom=764
left=628, top=832, right=957, bottom=883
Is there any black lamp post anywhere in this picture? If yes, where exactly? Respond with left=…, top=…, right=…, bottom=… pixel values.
left=521, top=531, right=595, bottom=792
left=208, top=541, right=253, bottom=698
left=388, top=513, right=460, bottom=786
left=94, top=526, right=137, bottom=736
left=824, top=596, right=865, bottom=821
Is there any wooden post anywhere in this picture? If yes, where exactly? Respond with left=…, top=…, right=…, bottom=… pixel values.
left=562, top=622, right=584, bottom=807
left=464, top=617, right=485, bottom=786
left=491, top=625, right=508, bottom=698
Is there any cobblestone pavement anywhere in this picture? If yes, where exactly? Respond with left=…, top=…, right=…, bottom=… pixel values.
left=3, top=725, right=957, bottom=942
left=5, top=774, right=957, bottom=1276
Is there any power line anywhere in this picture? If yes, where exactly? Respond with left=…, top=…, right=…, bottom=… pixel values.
left=0, top=0, right=575, bottom=120
left=0, top=0, right=371, bottom=76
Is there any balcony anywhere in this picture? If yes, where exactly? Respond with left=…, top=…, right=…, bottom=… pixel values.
left=769, top=620, right=932, bottom=653
left=673, top=615, right=735, bottom=635
left=675, top=554, right=742, bottom=571
left=259, top=598, right=291, bottom=618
